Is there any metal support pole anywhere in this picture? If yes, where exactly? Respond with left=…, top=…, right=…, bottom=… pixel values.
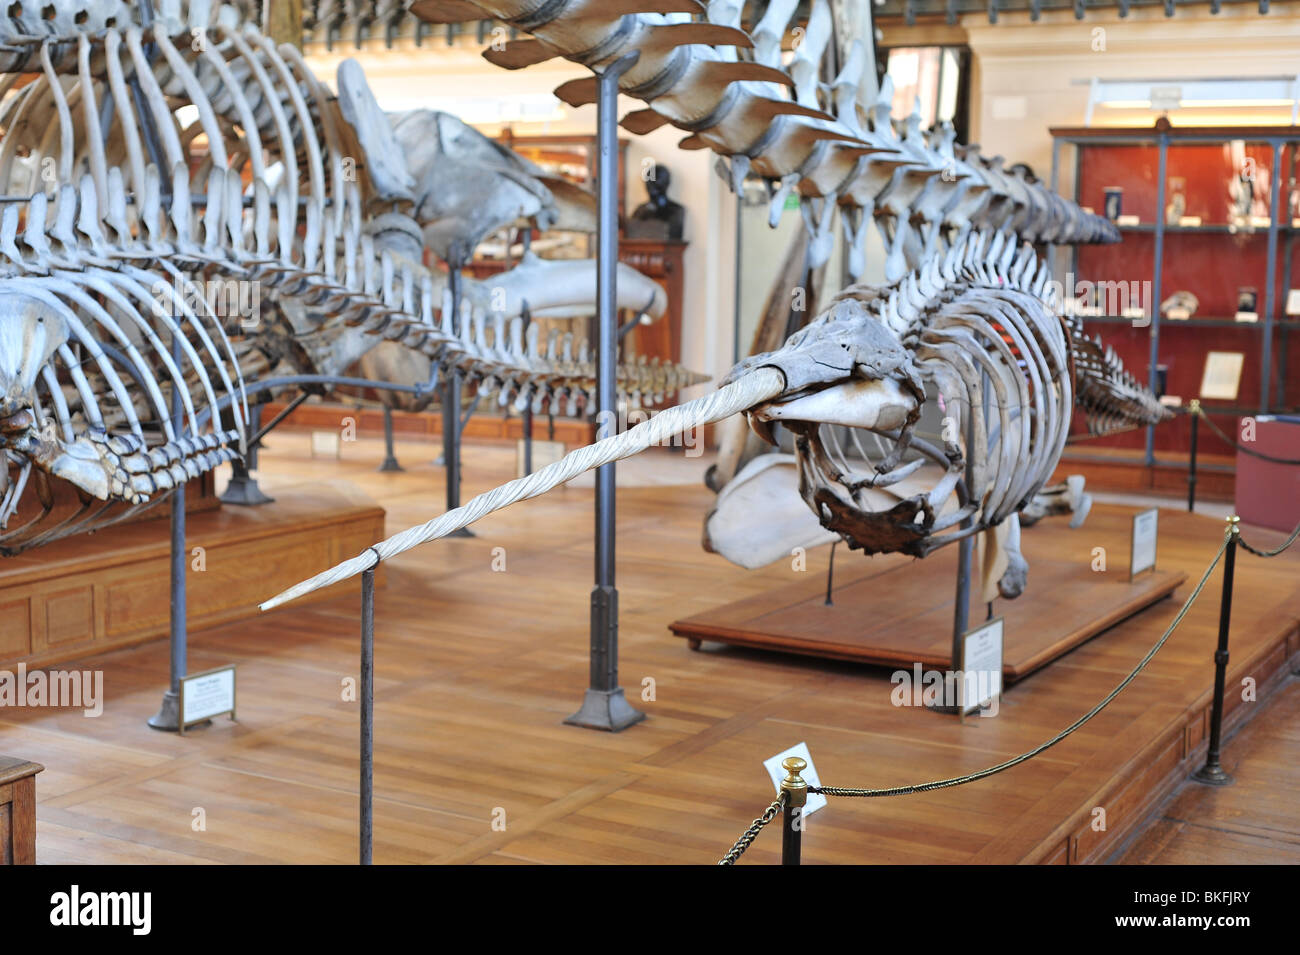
left=360, top=568, right=375, bottom=862
left=1187, top=400, right=1200, bottom=513
left=824, top=540, right=837, bottom=607
left=1193, top=516, right=1238, bottom=786
left=149, top=331, right=194, bottom=730
left=442, top=266, right=472, bottom=536
left=780, top=756, right=807, bottom=866
left=378, top=405, right=404, bottom=472
left=221, top=404, right=275, bottom=505
left=521, top=301, right=534, bottom=476
left=565, top=51, right=645, bottom=732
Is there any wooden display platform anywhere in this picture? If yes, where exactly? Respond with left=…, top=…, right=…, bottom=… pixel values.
left=670, top=510, right=1187, bottom=682
left=0, top=481, right=385, bottom=670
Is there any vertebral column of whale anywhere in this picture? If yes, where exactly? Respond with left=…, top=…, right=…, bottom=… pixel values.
left=407, top=0, right=1119, bottom=281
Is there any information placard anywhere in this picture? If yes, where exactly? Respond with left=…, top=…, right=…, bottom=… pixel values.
left=1130, top=508, right=1159, bottom=581
left=179, top=665, right=237, bottom=734
left=959, top=617, right=1004, bottom=719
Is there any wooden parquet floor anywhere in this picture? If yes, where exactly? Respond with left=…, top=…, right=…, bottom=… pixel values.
left=2, top=433, right=1297, bottom=864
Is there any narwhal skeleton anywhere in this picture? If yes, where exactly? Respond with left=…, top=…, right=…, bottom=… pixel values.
left=263, top=231, right=1169, bottom=610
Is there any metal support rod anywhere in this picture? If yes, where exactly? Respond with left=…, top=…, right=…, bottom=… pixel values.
left=149, top=330, right=190, bottom=729
left=1260, top=141, right=1282, bottom=413
left=360, top=568, right=375, bottom=862
left=1147, top=133, right=1169, bottom=467
left=443, top=267, right=463, bottom=505
left=824, top=540, right=837, bottom=606
left=565, top=51, right=644, bottom=733
left=780, top=756, right=807, bottom=866
left=442, top=267, right=473, bottom=537
left=378, top=405, right=403, bottom=472
left=221, top=403, right=276, bottom=506
left=521, top=301, right=534, bottom=475
left=1193, top=516, right=1238, bottom=786
left=1187, top=400, right=1200, bottom=513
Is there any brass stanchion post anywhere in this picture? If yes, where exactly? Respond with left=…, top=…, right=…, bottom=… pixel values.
left=780, top=756, right=807, bottom=865
left=1186, top=399, right=1200, bottom=513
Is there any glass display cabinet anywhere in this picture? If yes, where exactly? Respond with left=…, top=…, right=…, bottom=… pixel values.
left=1050, top=124, right=1299, bottom=472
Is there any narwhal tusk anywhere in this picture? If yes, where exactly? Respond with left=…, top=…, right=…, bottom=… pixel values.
left=259, top=367, right=787, bottom=612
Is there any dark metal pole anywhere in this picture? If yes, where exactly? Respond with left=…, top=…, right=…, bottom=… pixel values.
left=378, top=405, right=403, bottom=472
left=824, top=540, right=837, bottom=606
left=1194, top=516, right=1238, bottom=786
left=222, top=403, right=275, bottom=505
left=360, top=567, right=375, bottom=863
left=1187, top=400, right=1200, bottom=513
left=521, top=300, right=534, bottom=476
left=442, top=266, right=472, bottom=536
left=779, top=756, right=806, bottom=866
left=149, top=331, right=190, bottom=730
left=565, top=51, right=644, bottom=732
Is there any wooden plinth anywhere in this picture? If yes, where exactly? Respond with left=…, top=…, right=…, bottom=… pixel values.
left=0, top=755, right=42, bottom=865
left=671, top=515, right=1187, bottom=682
left=0, top=482, right=385, bottom=671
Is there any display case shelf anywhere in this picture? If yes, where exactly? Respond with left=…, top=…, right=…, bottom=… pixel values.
left=1051, top=122, right=1300, bottom=465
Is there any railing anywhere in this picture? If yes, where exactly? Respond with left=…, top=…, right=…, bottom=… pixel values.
left=718, top=513, right=1300, bottom=864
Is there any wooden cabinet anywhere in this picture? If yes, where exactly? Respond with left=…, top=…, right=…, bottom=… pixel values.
left=619, top=238, right=687, bottom=373
left=0, top=756, right=42, bottom=865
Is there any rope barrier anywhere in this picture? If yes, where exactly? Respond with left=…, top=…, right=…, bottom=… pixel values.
left=1237, top=516, right=1300, bottom=559
left=806, top=532, right=1229, bottom=799
left=1192, top=407, right=1300, bottom=466
left=718, top=794, right=786, bottom=866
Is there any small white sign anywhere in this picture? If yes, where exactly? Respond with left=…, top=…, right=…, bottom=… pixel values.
left=180, top=665, right=237, bottom=733
left=1166, top=307, right=1191, bottom=320
left=311, top=429, right=341, bottom=458
left=1130, top=508, right=1159, bottom=580
left=1201, top=351, right=1245, bottom=401
left=1115, top=214, right=1141, bottom=227
left=1286, top=289, right=1300, bottom=316
left=762, top=742, right=826, bottom=817
left=1177, top=216, right=1202, bottom=228
left=960, top=618, right=1004, bottom=717
left=1234, top=311, right=1259, bottom=324
left=1150, top=85, right=1182, bottom=110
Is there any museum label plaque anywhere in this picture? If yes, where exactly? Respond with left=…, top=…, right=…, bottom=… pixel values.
left=1130, top=508, right=1159, bottom=581
left=179, top=665, right=237, bottom=735
left=959, top=617, right=1004, bottom=720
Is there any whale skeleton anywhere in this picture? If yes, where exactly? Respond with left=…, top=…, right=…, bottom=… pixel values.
left=0, top=3, right=703, bottom=552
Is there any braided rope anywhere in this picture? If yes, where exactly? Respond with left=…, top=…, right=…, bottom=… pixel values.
left=1195, top=410, right=1300, bottom=466
left=1238, top=517, right=1300, bottom=558
left=717, top=794, right=786, bottom=866
left=811, top=532, right=1229, bottom=798
left=260, top=368, right=786, bottom=611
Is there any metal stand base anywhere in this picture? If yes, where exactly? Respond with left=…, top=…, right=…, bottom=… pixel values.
left=147, top=690, right=210, bottom=732
left=377, top=456, right=404, bottom=473
left=446, top=527, right=475, bottom=538
left=220, top=462, right=274, bottom=509
left=221, top=471, right=275, bottom=506
left=1192, top=763, right=1234, bottom=786
left=564, top=687, right=645, bottom=732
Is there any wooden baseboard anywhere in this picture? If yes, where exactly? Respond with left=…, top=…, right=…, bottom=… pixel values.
left=1054, top=448, right=1236, bottom=501
left=261, top=401, right=597, bottom=446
